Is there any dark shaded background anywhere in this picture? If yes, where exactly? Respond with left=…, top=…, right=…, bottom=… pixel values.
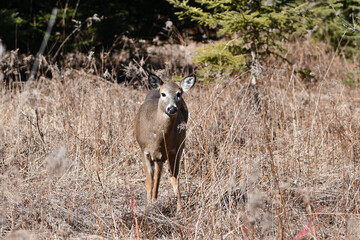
left=0, top=0, right=204, bottom=55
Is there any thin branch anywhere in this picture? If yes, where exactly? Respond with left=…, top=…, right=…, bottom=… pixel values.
left=329, top=0, right=360, bottom=32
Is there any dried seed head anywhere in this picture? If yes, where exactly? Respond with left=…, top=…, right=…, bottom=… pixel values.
left=247, top=190, right=265, bottom=212
left=46, top=146, right=70, bottom=176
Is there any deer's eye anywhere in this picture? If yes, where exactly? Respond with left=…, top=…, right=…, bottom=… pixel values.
left=161, top=92, right=166, bottom=97
left=176, top=92, right=181, bottom=98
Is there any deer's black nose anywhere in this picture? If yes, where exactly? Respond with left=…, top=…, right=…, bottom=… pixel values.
left=167, top=106, right=178, bottom=115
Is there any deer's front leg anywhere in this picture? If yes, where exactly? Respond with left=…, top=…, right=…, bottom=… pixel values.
left=169, top=152, right=182, bottom=211
left=152, top=160, right=164, bottom=201
left=142, top=152, right=154, bottom=206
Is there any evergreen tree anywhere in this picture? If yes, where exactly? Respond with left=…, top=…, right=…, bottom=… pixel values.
left=168, top=0, right=310, bottom=107
left=310, top=0, right=360, bottom=59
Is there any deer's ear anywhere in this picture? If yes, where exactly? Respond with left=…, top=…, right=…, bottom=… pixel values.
left=181, top=75, right=196, bottom=92
left=148, top=74, right=163, bottom=89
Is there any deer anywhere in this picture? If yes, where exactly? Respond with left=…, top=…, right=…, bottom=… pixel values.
left=135, top=73, right=196, bottom=211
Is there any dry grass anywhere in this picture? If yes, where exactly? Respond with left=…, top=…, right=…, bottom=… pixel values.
left=1, top=38, right=360, bottom=239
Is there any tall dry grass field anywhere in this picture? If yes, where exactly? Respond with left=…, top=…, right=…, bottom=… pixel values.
left=1, top=39, right=360, bottom=239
